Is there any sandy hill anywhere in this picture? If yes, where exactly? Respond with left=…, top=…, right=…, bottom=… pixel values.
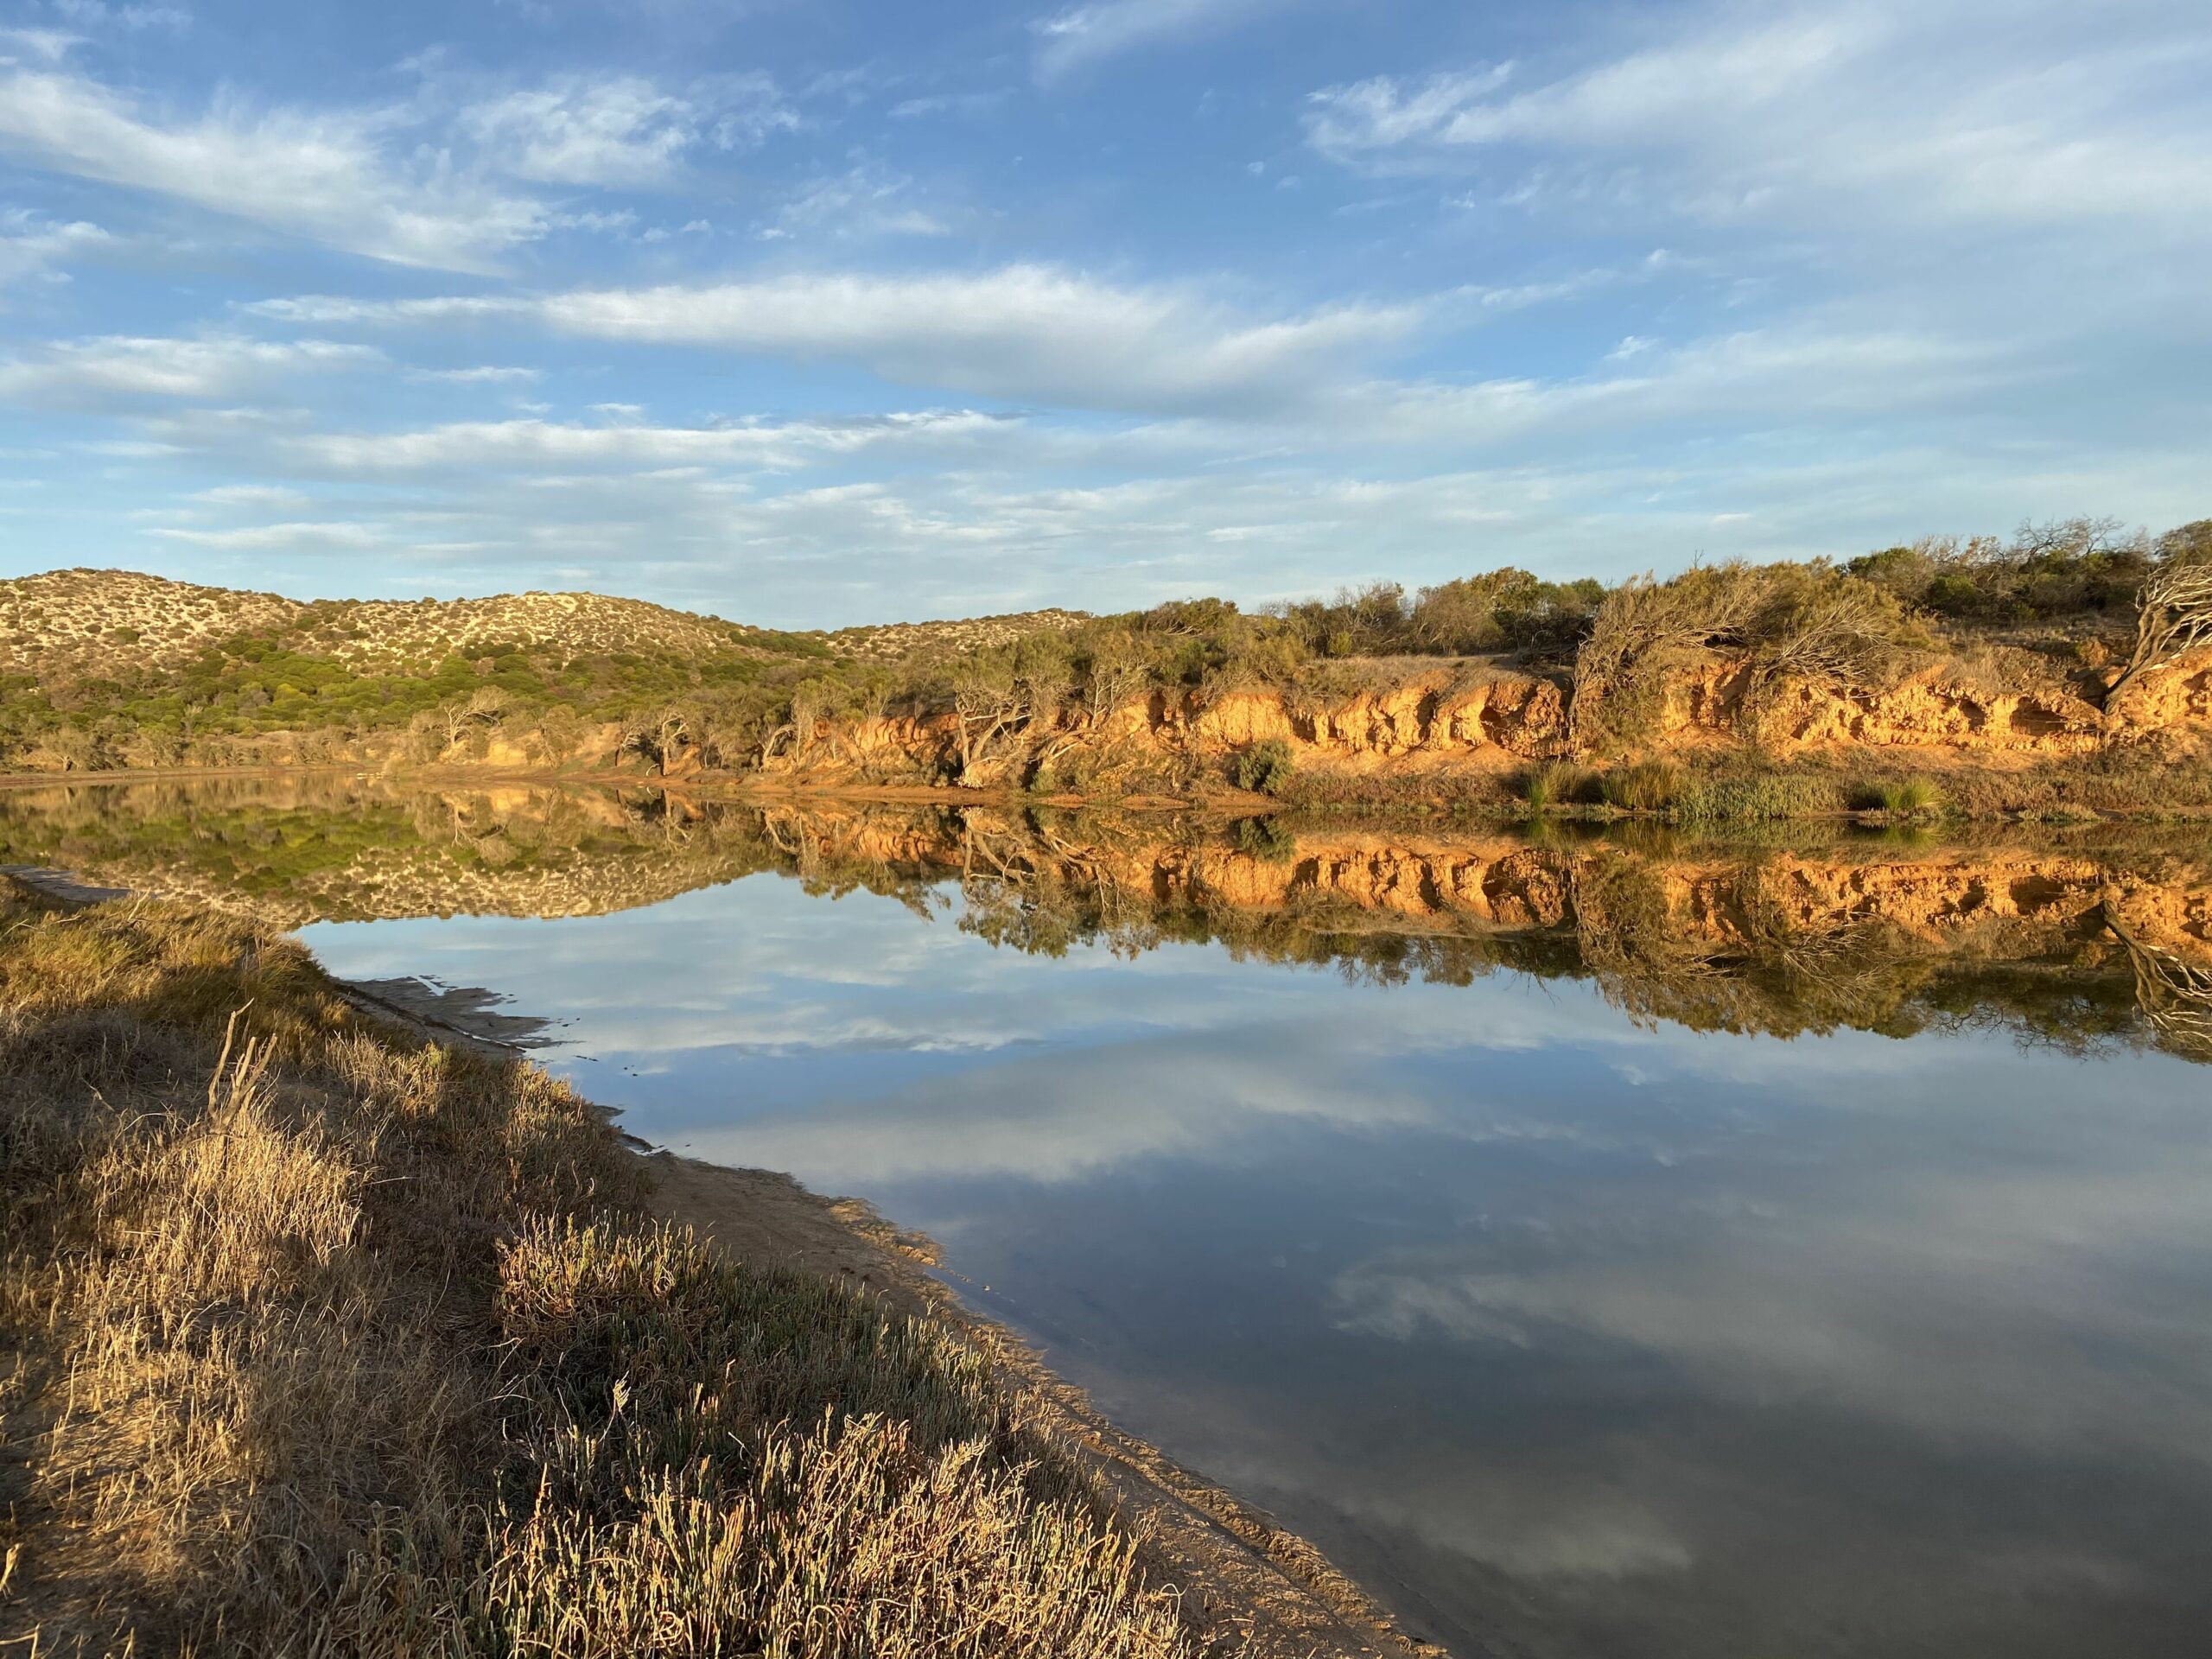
left=0, top=569, right=1088, bottom=676
left=821, top=609, right=1090, bottom=662
left=0, top=569, right=809, bottom=672
left=3, top=569, right=305, bottom=668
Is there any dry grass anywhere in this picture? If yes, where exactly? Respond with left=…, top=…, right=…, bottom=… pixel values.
left=0, top=882, right=1196, bottom=1658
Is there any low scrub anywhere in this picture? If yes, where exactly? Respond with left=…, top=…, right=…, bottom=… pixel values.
left=1571, top=561, right=1928, bottom=753
left=0, top=884, right=1195, bottom=1656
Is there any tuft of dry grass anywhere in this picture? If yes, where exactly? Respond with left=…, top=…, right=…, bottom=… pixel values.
left=1598, top=760, right=1685, bottom=813
left=0, top=880, right=1197, bottom=1658
left=1522, top=760, right=1586, bottom=812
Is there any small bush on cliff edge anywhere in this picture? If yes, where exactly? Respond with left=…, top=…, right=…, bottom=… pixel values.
left=1233, top=738, right=1296, bottom=795
left=1571, top=563, right=1924, bottom=755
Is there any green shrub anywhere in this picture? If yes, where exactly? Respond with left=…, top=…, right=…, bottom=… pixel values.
left=1890, top=777, right=1942, bottom=815
left=1233, top=739, right=1295, bottom=795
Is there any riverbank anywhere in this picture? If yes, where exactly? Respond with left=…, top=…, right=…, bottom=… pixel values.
left=0, top=874, right=1426, bottom=1657
left=7, top=739, right=2212, bottom=826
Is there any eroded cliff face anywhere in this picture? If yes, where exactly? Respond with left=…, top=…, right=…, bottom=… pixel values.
left=1178, top=673, right=1567, bottom=766
left=767, top=649, right=2212, bottom=788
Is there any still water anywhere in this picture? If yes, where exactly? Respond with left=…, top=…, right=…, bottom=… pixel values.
left=5, top=781, right=2210, bottom=1656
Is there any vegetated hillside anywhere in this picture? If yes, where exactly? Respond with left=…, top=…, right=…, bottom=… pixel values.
left=4, top=515, right=2210, bottom=809
left=0, top=569, right=1087, bottom=773
left=823, top=607, right=1090, bottom=662
left=0, top=568, right=803, bottom=670
left=741, top=513, right=2210, bottom=810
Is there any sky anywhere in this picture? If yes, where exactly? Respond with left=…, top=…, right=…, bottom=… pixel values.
left=0, top=0, right=2207, bottom=627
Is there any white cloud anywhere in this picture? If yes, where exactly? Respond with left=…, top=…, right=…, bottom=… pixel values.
left=245, top=294, right=524, bottom=327
left=1303, top=3, right=2212, bottom=242
left=1337, top=322, right=2008, bottom=448
left=191, top=482, right=309, bottom=508
left=0, top=26, right=79, bottom=63
left=461, top=75, right=699, bottom=187
left=698, top=70, right=802, bottom=149
left=762, top=164, right=951, bottom=241
left=148, top=519, right=385, bottom=550
left=406, top=364, right=539, bottom=385
left=0, top=334, right=378, bottom=404
left=1304, top=63, right=1516, bottom=159
left=536, top=266, right=1421, bottom=414
left=1033, top=0, right=1289, bottom=81
left=0, top=64, right=546, bottom=271
left=283, top=410, right=1014, bottom=475
left=48, top=0, right=191, bottom=31
left=887, top=90, right=1010, bottom=120
left=0, top=207, right=110, bottom=289
left=250, top=264, right=1421, bottom=415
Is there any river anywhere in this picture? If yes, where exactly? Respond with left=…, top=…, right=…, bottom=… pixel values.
left=4, top=778, right=2208, bottom=1657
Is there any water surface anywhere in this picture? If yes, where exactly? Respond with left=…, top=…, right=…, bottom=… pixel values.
left=5, top=779, right=2209, bottom=1657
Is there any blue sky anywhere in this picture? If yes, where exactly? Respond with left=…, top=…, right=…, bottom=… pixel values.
left=0, top=0, right=2206, bottom=626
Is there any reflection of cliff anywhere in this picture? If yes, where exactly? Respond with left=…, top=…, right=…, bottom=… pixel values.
left=764, top=802, right=2212, bottom=1063
left=3, top=780, right=2208, bottom=1063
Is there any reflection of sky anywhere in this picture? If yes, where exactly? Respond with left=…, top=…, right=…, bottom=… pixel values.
left=300, top=873, right=2212, bottom=1659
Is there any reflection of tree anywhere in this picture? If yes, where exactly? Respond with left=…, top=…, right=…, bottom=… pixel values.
left=1567, top=855, right=1937, bottom=1039
left=2107, top=905, right=2212, bottom=1063
left=956, top=814, right=1174, bottom=959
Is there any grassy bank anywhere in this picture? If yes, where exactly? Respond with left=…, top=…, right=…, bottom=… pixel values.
left=0, top=882, right=1198, bottom=1656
